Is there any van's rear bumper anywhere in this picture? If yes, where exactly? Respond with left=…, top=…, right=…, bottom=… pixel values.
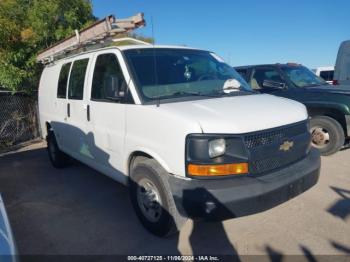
left=169, top=148, right=320, bottom=220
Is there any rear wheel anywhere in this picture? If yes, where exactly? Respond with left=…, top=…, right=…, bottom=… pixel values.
left=310, top=116, right=345, bottom=156
left=129, top=158, right=187, bottom=237
left=47, top=131, right=71, bottom=168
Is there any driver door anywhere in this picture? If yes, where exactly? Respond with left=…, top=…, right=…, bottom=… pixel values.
left=84, top=50, right=127, bottom=181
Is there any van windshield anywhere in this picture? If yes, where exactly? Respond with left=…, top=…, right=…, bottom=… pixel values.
left=282, top=66, right=329, bottom=88
left=123, top=48, right=252, bottom=102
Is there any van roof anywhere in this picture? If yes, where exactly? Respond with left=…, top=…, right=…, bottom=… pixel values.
left=47, top=44, right=205, bottom=65
left=116, top=44, right=202, bottom=51
left=315, top=66, right=334, bottom=71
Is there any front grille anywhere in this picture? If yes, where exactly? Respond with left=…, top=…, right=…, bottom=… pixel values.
left=244, top=121, right=310, bottom=175
left=244, top=123, right=307, bottom=149
left=249, top=153, right=305, bottom=175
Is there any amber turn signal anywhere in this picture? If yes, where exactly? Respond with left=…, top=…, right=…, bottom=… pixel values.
left=188, top=163, right=248, bottom=176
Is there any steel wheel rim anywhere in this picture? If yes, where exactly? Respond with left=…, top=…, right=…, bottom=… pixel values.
left=136, top=178, right=163, bottom=223
left=311, top=126, right=330, bottom=148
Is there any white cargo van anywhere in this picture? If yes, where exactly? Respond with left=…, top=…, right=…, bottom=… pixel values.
left=314, top=66, right=334, bottom=84
left=334, top=40, right=350, bottom=87
left=38, top=45, right=320, bottom=236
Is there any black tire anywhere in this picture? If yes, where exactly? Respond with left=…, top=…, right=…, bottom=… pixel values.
left=129, top=158, right=187, bottom=237
left=47, top=130, right=71, bottom=168
left=310, top=116, right=345, bottom=156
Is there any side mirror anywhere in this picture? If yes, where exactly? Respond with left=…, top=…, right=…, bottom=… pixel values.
left=104, top=75, right=125, bottom=100
left=262, top=79, right=286, bottom=89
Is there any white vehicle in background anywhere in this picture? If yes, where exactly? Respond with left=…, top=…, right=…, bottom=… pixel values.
left=37, top=13, right=321, bottom=237
left=314, top=66, right=334, bottom=84
left=334, top=40, right=350, bottom=87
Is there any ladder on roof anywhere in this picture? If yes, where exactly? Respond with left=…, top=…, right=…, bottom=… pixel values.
left=37, top=13, right=146, bottom=64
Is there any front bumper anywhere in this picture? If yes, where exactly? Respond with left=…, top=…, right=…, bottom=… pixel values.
left=169, top=148, right=321, bottom=220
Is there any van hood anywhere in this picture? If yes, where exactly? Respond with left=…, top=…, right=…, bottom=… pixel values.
left=161, top=94, right=307, bottom=134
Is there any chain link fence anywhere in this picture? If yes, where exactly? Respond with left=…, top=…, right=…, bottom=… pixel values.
left=0, top=91, right=40, bottom=151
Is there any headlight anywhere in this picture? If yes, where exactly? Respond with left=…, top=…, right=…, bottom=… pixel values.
left=208, top=138, right=226, bottom=158
left=186, top=134, right=249, bottom=178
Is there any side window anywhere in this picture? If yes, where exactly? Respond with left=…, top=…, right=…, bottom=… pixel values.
left=320, top=70, right=334, bottom=81
left=57, top=62, right=71, bottom=98
left=68, top=58, right=89, bottom=100
left=250, top=68, right=283, bottom=90
left=91, top=53, right=126, bottom=101
left=235, top=69, right=248, bottom=82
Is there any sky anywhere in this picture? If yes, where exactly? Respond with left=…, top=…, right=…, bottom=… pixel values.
left=92, top=0, right=350, bottom=68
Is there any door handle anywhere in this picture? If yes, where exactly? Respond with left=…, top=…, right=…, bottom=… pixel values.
left=67, top=103, right=70, bottom=117
left=87, top=105, right=90, bottom=121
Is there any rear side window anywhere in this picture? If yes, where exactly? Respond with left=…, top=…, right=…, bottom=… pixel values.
left=320, top=70, right=334, bottom=81
left=91, top=53, right=126, bottom=101
left=68, top=59, right=89, bottom=100
left=57, top=63, right=71, bottom=98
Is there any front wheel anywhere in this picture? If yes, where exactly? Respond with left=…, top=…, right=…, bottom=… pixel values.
left=129, top=158, right=187, bottom=237
left=310, top=116, right=345, bottom=156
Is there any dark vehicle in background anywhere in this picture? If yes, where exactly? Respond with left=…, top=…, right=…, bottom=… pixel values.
left=235, top=63, right=350, bottom=156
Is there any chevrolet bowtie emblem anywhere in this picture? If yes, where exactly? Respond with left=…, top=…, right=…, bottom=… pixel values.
left=280, top=141, right=294, bottom=151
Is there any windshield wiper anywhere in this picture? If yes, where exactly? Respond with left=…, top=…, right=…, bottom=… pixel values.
left=171, top=91, right=219, bottom=97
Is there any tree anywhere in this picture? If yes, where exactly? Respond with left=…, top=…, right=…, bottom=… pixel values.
left=0, top=0, right=95, bottom=92
left=111, top=32, right=154, bottom=47
left=128, top=33, right=154, bottom=44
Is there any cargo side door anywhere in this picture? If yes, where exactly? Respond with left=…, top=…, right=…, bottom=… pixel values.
left=65, top=55, right=92, bottom=160
left=51, top=62, right=72, bottom=151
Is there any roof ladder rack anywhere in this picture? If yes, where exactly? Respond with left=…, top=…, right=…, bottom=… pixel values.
left=37, top=13, right=146, bottom=64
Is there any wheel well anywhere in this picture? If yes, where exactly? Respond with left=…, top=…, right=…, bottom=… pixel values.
left=128, top=151, right=153, bottom=176
left=308, top=108, right=347, bottom=134
left=45, top=122, right=52, bottom=137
